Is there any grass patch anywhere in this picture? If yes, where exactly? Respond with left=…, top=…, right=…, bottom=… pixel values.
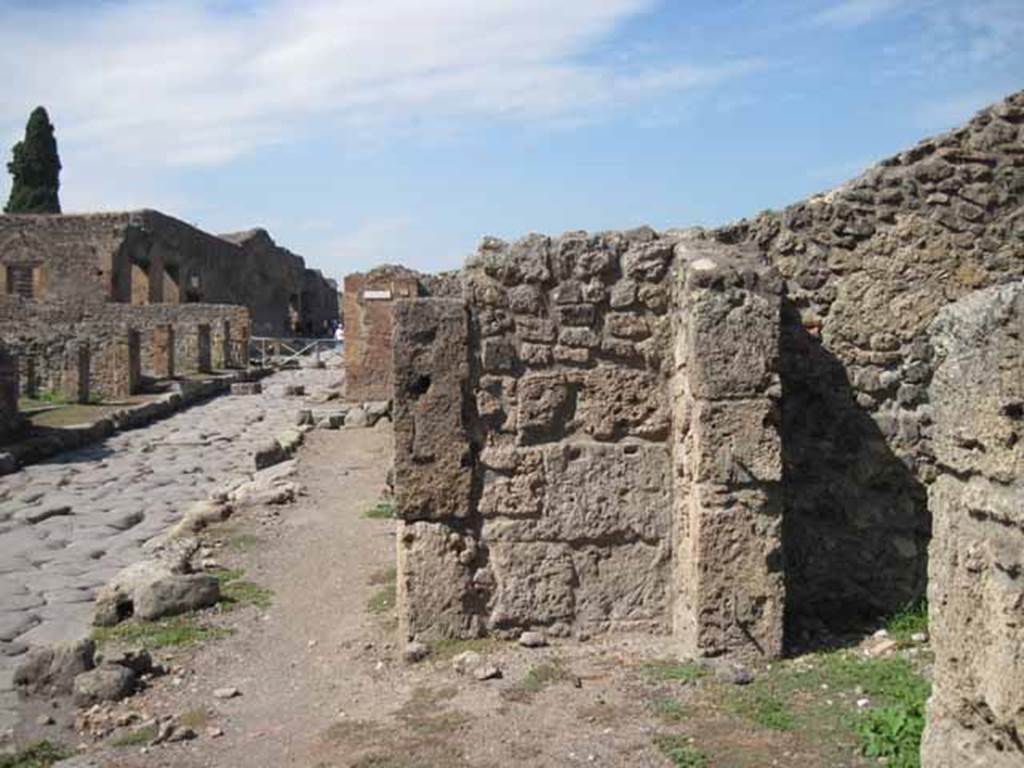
left=364, top=502, right=396, bottom=520
left=223, top=532, right=262, bottom=552
left=732, top=691, right=796, bottom=731
left=428, top=637, right=504, bottom=660
left=653, top=735, right=708, bottom=768
left=110, top=724, right=158, bottom=747
left=720, top=649, right=929, bottom=764
left=367, top=584, right=396, bottom=615
left=651, top=697, right=687, bottom=723
left=91, top=615, right=231, bottom=650
left=368, top=566, right=397, bottom=586
left=211, top=567, right=273, bottom=610
left=177, top=707, right=211, bottom=731
left=642, top=659, right=708, bottom=684
left=0, top=742, right=71, bottom=768
left=885, top=599, right=929, bottom=644
left=522, top=662, right=571, bottom=693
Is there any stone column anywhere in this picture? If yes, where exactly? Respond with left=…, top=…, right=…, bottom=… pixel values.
left=922, top=282, right=1024, bottom=768
left=60, top=341, right=90, bottom=404
left=211, top=320, right=230, bottom=370
left=392, top=298, right=479, bottom=641
left=671, top=240, right=785, bottom=660
left=196, top=324, right=212, bottom=374
left=142, top=323, right=175, bottom=379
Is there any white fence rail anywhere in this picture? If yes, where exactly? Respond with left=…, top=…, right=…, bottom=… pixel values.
left=249, top=336, right=342, bottom=368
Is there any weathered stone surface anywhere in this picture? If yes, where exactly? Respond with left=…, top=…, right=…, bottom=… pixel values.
left=392, top=299, right=473, bottom=522
left=922, top=281, right=1024, bottom=768
left=396, top=521, right=480, bottom=640
left=14, top=638, right=95, bottom=696
left=133, top=574, right=220, bottom=621
left=72, top=665, right=136, bottom=706
left=231, top=382, right=262, bottom=395
left=253, top=440, right=287, bottom=470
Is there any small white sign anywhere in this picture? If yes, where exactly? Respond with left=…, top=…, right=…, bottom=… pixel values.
left=363, top=289, right=393, bottom=301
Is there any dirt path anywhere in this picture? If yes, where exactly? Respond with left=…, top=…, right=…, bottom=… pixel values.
left=62, top=424, right=920, bottom=768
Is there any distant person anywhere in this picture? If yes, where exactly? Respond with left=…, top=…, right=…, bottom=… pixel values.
left=334, top=323, right=345, bottom=350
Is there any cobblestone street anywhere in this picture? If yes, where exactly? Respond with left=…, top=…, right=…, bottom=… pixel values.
left=0, top=367, right=339, bottom=733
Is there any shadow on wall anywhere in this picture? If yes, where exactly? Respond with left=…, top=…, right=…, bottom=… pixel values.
left=779, top=299, right=930, bottom=640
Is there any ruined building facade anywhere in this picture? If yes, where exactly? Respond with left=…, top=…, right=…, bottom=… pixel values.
left=391, top=91, right=1024, bottom=763
left=0, top=210, right=337, bottom=336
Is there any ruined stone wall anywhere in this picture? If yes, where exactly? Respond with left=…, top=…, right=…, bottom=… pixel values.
left=0, top=345, right=21, bottom=440
left=0, top=213, right=132, bottom=304
left=344, top=268, right=422, bottom=402
left=0, top=302, right=250, bottom=399
left=922, top=281, right=1024, bottom=768
left=715, top=90, right=1024, bottom=628
left=0, top=211, right=336, bottom=337
left=393, top=231, right=787, bottom=656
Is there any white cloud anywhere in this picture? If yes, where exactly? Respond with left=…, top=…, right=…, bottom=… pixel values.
left=812, top=0, right=903, bottom=28
left=0, top=0, right=754, bottom=177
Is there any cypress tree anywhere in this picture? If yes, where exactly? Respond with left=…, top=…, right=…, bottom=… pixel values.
left=4, top=107, right=62, bottom=214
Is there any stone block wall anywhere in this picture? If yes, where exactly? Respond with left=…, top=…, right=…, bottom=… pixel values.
left=921, top=281, right=1024, bottom=768
left=0, top=344, right=20, bottom=440
left=394, top=231, right=787, bottom=656
left=344, top=268, right=422, bottom=402
left=714, top=90, right=1024, bottom=628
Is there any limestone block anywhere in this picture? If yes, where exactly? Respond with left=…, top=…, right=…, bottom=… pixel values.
left=556, top=303, right=596, bottom=327
left=393, top=299, right=473, bottom=521
left=487, top=542, right=577, bottom=631
left=397, top=521, right=480, bottom=640
left=553, top=346, right=590, bottom=365
left=570, top=542, right=670, bottom=630
left=481, top=336, right=517, bottom=372
left=680, top=287, right=780, bottom=400
left=687, top=398, right=783, bottom=485
left=519, top=342, right=553, bottom=367
left=508, top=284, right=544, bottom=315
left=478, top=448, right=545, bottom=518
left=609, top=280, right=637, bottom=309
left=622, top=241, right=673, bottom=282
left=484, top=443, right=671, bottom=544
left=558, top=327, right=599, bottom=348
left=516, top=317, right=557, bottom=343
left=516, top=372, right=575, bottom=444
left=675, top=484, right=784, bottom=660
left=576, top=368, right=669, bottom=441
left=605, top=312, right=650, bottom=340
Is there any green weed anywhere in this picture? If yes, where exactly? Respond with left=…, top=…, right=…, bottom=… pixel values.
left=885, top=599, right=929, bottom=644
left=0, top=742, right=71, bottom=768
left=364, top=502, right=396, bottom=520
left=653, top=734, right=708, bottom=768
left=91, top=616, right=231, bottom=650
left=367, top=584, right=396, bottom=614
left=522, top=662, right=570, bottom=693
left=642, top=659, right=708, bottom=684
left=110, top=724, right=158, bottom=747
left=651, top=697, right=687, bottom=723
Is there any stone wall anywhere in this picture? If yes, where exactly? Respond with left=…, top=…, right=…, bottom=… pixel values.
left=344, top=267, right=423, bottom=402
left=393, top=231, right=787, bottom=658
left=714, top=90, right=1024, bottom=628
left=0, top=210, right=337, bottom=337
left=0, top=302, right=250, bottom=400
left=921, top=281, right=1024, bottom=768
left=0, top=345, right=21, bottom=440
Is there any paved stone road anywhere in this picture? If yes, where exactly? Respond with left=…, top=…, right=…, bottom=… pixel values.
left=0, top=366, right=341, bottom=734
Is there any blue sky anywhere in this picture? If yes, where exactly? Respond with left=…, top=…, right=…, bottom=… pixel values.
left=1, top=0, right=1022, bottom=280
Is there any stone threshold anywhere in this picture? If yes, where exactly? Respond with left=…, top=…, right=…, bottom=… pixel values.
left=0, top=368, right=273, bottom=476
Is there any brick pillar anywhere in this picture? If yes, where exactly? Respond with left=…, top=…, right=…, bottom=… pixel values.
left=60, top=341, right=90, bottom=404
left=142, top=323, right=175, bottom=379
left=211, top=320, right=229, bottom=370
left=196, top=324, right=212, bottom=374
left=127, top=330, right=142, bottom=395
left=671, top=241, right=785, bottom=660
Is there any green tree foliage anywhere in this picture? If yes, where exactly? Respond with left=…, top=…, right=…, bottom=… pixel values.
left=5, top=107, right=61, bottom=214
